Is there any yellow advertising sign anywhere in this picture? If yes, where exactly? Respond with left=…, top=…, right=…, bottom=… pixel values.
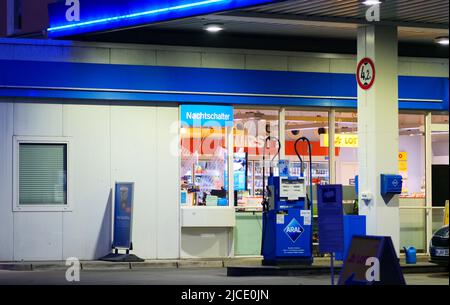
left=398, top=152, right=408, bottom=172
left=398, top=152, right=408, bottom=161
left=445, top=201, right=449, bottom=226
left=398, top=161, right=408, bottom=172
left=320, top=134, right=358, bottom=148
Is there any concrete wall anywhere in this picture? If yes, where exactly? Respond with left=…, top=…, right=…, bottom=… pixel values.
left=0, top=38, right=448, bottom=77
left=0, top=100, right=179, bottom=261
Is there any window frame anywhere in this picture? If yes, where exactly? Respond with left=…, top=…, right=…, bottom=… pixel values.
left=13, top=136, right=73, bottom=212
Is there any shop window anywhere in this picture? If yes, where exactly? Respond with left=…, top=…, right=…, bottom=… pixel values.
left=180, top=107, right=232, bottom=207
left=334, top=111, right=358, bottom=215
left=431, top=114, right=449, bottom=232
left=234, top=108, right=280, bottom=210
left=233, top=108, right=280, bottom=256
left=285, top=110, right=330, bottom=185
left=14, top=137, right=70, bottom=211
left=334, top=111, right=358, bottom=186
left=286, top=110, right=330, bottom=247
left=398, top=113, right=426, bottom=251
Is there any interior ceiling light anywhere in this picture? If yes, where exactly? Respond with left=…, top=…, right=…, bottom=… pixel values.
left=361, top=0, right=383, bottom=5
left=434, top=36, right=449, bottom=45
left=204, top=23, right=224, bottom=33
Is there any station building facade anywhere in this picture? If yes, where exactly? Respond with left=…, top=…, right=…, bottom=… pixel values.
left=0, top=38, right=448, bottom=261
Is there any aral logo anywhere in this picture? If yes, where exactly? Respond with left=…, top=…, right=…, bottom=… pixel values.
left=284, top=218, right=304, bottom=243
left=65, top=0, right=80, bottom=22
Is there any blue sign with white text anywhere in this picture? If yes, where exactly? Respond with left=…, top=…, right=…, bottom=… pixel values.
left=180, top=104, right=234, bottom=127
left=113, top=182, right=134, bottom=249
left=48, top=0, right=286, bottom=37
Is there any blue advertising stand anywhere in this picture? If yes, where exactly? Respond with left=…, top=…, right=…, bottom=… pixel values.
left=317, top=184, right=344, bottom=285
left=100, top=182, right=144, bottom=262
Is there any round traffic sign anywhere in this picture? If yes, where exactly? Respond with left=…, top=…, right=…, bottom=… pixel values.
left=357, top=57, right=376, bottom=90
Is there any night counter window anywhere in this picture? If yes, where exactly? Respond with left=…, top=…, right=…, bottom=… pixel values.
left=19, top=143, right=67, bottom=206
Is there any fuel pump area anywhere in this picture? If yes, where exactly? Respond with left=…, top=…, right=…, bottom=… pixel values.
left=0, top=0, right=449, bottom=288
left=261, top=137, right=314, bottom=265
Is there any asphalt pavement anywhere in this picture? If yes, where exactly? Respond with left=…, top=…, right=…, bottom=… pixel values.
left=0, top=268, right=448, bottom=285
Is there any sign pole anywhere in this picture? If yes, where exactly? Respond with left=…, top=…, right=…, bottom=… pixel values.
left=330, top=252, right=335, bottom=285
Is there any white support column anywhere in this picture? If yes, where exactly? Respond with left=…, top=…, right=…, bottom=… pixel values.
left=227, top=125, right=235, bottom=206
left=279, top=107, right=286, bottom=160
left=226, top=125, right=235, bottom=257
left=425, top=112, right=433, bottom=254
left=329, top=109, right=336, bottom=184
left=357, top=25, right=400, bottom=253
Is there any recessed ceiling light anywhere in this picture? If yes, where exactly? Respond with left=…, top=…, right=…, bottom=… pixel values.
left=434, top=36, right=449, bottom=45
left=361, top=0, right=383, bottom=5
left=204, top=23, right=224, bottom=33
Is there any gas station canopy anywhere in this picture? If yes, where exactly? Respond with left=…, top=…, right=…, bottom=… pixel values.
left=47, top=0, right=449, bottom=57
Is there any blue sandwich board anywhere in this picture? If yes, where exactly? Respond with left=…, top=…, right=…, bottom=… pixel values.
left=338, top=235, right=406, bottom=285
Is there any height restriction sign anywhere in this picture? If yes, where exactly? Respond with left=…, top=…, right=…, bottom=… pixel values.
left=357, top=57, right=375, bottom=90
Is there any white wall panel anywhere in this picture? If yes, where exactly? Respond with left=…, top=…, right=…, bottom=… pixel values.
left=289, top=56, right=330, bottom=73
left=330, top=58, right=356, bottom=74
left=201, top=52, right=246, bottom=69
left=13, top=102, right=64, bottom=260
left=245, top=54, right=288, bottom=71
left=398, top=60, right=412, bottom=76
left=181, top=228, right=231, bottom=258
left=111, top=106, right=158, bottom=259
left=13, top=212, right=63, bottom=261
left=155, top=106, right=180, bottom=259
left=0, top=101, right=14, bottom=261
left=110, top=48, right=157, bottom=66
left=60, top=46, right=110, bottom=64
left=13, top=103, right=63, bottom=136
left=62, top=104, right=111, bottom=260
left=156, top=50, right=202, bottom=67
left=410, top=61, right=449, bottom=78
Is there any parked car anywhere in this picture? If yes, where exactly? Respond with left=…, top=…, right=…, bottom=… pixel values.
left=429, top=225, right=449, bottom=267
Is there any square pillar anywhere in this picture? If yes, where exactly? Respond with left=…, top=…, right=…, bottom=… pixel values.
left=357, top=25, right=400, bottom=253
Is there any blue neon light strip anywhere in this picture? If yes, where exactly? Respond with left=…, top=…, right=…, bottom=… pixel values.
left=47, top=0, right=285, bottom=37
left=48, top=0, right=224, bottom=32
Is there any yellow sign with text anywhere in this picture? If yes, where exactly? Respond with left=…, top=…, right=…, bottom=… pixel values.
left=398, top=152, right=408, bottom=172
left=398, top=152, right=408, bottom=161
left=320, top=134, right=358, bottom=148
left=398, top=161, right=408, bottom=172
